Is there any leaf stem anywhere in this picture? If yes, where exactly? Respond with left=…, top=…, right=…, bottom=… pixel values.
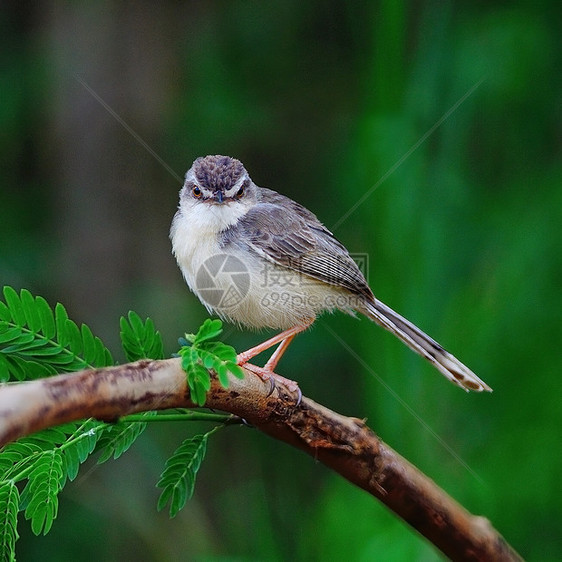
left=121, top=411, right=242, bottom=424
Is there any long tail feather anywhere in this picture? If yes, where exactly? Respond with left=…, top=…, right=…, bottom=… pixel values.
left=362, top=299, right=492, bottom=392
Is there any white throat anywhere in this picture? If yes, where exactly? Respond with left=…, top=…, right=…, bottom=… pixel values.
left=170, top=199, right=250, bottom=294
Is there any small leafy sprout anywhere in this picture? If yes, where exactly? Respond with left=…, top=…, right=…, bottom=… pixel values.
left=178, top=319, right=244, bottom=406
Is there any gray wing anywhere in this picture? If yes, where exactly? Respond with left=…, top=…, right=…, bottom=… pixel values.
left=222, top=188, right=373, bottom=300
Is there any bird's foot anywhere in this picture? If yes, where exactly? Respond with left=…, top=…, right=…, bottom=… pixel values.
left=241, top=361, right=302, bottom=405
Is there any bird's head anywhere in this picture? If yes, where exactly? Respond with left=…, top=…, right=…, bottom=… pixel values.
left=181, top=155, right=257, bottom=209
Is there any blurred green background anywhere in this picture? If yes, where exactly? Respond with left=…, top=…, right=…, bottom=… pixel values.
left=2, top=2, right=561, bottom=560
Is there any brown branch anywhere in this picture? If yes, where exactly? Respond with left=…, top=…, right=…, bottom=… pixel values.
left=0, top=359, right=521, bottom=561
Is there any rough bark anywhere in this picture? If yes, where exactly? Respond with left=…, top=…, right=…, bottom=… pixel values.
left=0, top=359, right=521, bottom=561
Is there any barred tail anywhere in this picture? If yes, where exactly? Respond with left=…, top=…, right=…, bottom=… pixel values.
left=362, top=299, right=492, bottom=392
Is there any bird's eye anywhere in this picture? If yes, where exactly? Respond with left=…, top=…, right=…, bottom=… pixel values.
left=192, top=186, right=202, bottom=198
left=235, top=186, right=245, bottom=199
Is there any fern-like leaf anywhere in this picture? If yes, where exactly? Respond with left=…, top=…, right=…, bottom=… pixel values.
left=0, top=287, right=190, bottom=553
left=156, top=434, right=208, bottom=517
left=96, top=411, right=157, bottom=463
left=0, top=287, right=113, bottom=382
left=0, top=481, right=19, bottom=562
left=120, top=311, right=164, bottom=362
left=24, top=449, right=64, bottom=535
left=0, top=289, right=239, bottom=549
left=59, top=421, right=102, bottom=485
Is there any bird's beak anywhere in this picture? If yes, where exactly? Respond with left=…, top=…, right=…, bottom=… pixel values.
left=214, top=190, right=224, bottom=203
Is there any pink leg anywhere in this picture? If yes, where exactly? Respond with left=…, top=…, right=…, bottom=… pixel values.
left=236, top=320, right=313, bottom=397
left=236, top=321, right=312, bottom=366
left=264, top=333, right=297, bottom=372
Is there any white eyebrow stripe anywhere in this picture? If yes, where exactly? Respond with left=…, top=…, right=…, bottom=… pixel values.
left=224, top=175, right=248, bottom=195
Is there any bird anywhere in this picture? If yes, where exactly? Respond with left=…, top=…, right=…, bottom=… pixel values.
left=170, top=154, right=492, bottom=393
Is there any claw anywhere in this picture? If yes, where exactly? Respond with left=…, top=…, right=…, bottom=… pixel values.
left=266, top=377, right=276, bottom=397
left=242, top=362, right=300, bottom=404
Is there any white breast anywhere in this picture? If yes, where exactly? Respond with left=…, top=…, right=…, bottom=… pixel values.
left=171, top=200, right=248, bottom=294
left=171, top=200, right=355, bottom=330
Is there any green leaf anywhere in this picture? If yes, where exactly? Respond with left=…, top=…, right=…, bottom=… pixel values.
left=156, top=434, right=208, bottom=517
left=36, top=296, right=56, bottom=340
left=0, top=481, right=19, bottom=562
left=200, top=350, right=216, bottom=369
left=21, top=344, right=64, bottom=357
left=182, top=332, right=196, bottom=344
left=205, top=341, right=237, bottom=363
left=193, top=319, right=223, bottom=344
left=0, top=331, right=35, bottom=348
left=66, top=320, right=82, bottom=354
left=216, top=363, right=230, bottom=387
left=0, top=288, right=173, bottom=544
left=0, top=288, right=114, bottom=382
left=186, top=362, right=212, bottom=406
left=227, top=363, right=245, bottom=380
left=178, top=319, right=244, bottom=405
left=179, top=345, right=195, bottom=371
left=3, top=287, right=25, bottom=327
left=24, top=449, right=64, bottom=535
left=62, top=444, right=80, bottom=483
left=54, top=304, right=70, bottom=347
left=0, top=301, right=10, bottom=322
left=120, top=312, right=164, bottom=362
left=21, top=289, right=41, bottom=333
left=96, top=412, right=157, bottom=463
left=3, top=355, right=28, bottom=381
left=192, top=362, right=212, bottom=391
left=26, top=427, right=68, bottom=446
left=74, top=424, right=100, bottom=463
left=80, top=324, right=96, bottom=365
left=0, top=326, right=23, bottom=344
left=0, top=358, right=9, bottom=382
left=0, top=442, right=42, bottom=477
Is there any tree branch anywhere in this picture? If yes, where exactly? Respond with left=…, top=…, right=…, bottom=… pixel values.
left=0, top=359, right=521, bottom=561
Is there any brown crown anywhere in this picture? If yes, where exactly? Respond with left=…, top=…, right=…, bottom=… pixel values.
left=192, top=155, right=246, bottom=190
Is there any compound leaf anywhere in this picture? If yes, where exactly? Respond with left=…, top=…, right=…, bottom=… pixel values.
left=156, top=433, right=208, bottom=517
left=24, top=449, right=64, bottom=536
left=119, top=312, right=164, bottom=362
left=0, top=481, right=19, bottom=562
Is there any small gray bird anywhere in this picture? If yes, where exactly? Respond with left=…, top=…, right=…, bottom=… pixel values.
left=171, top=155, right=491, bottom=393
